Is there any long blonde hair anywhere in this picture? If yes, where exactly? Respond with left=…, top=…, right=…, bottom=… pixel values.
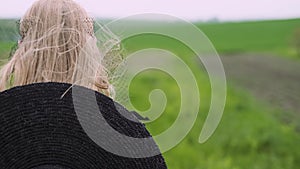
left=0, top=0, right=119, bottom=97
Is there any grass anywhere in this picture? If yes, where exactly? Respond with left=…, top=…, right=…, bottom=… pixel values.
left=129, top=70, right=300, bottom=169
left=1, top=18, right=300, bottom=168
left=161, top=86, right=300, bottom=169
left=123, top=34, right=300, bottom=169
left=197, top=18, right=300, bottom=59
left=0, top=41, right=14, bottom=59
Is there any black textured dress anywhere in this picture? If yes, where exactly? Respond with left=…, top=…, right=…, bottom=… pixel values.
left=0, top=82, right=167, bottom=169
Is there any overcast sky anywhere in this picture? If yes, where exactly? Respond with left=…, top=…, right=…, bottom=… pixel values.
left=1, top=0, right=300, bottom=21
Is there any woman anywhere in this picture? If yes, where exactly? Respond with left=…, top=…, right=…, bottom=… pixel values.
left=0, top=0, right=167, bottom=168
left=0, top=0, right=114, bottom=97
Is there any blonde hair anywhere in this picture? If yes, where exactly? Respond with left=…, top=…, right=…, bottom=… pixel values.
left=0, top=0, right=120, bottom=97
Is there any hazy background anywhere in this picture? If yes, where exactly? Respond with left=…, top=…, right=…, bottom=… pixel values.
left=1, top=1, right=300, bottom=169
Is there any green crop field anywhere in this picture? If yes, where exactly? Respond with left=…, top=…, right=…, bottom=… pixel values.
left=126, top=61, right=300, bottom=168
left=198, top=18, right=300, bottom=59
left=106, top=18, right=300, bottom=169
left=118, top=18, right=300, bottom=60
left=1, top=18, right=300, bottom=169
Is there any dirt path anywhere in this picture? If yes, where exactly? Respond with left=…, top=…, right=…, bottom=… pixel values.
left=220, top=54, right=300, bottom=117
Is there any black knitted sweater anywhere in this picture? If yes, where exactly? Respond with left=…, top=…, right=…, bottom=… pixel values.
left=0, top=82, right=167, bottom=169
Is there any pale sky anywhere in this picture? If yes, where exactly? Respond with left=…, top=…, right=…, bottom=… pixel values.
left=1, top=0, right=300, bottom=21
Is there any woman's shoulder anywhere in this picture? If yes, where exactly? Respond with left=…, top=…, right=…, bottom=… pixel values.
left=0, top=82, right=167, bottom=168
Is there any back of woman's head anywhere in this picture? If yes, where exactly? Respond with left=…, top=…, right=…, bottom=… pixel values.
left=0, top=0, right=115, bottom=97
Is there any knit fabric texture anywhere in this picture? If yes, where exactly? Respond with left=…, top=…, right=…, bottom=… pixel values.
left=0, top=82, right=167, bottom=169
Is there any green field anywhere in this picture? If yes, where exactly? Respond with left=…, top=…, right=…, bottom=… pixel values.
left=198, top=18, right=300, bottom=59
left=116, top=18, right=300, bottom=169
left=119, top=18, right=300, bottom=59
left=1, top=18, right=300, bottom=169
left=127, top=67, right=300, bottom=169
